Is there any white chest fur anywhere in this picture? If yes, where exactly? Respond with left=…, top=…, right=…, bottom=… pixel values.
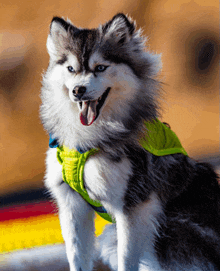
left=83, top=152, right=132, bottom=215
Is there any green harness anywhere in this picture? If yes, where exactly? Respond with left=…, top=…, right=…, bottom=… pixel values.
left=54, top=119, right=187, bottom=223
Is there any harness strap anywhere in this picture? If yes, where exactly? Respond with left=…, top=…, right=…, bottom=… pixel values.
left=49, top=118, right=187, bottom=224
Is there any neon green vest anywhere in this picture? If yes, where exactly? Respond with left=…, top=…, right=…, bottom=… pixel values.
left=56, top=119, right=187, bottom=223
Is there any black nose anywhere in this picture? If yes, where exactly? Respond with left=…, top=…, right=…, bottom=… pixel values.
left=72, top=86, right=87, bottom=99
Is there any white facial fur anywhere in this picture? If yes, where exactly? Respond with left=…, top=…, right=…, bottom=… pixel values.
left=50, top=51, right=140, bottom=123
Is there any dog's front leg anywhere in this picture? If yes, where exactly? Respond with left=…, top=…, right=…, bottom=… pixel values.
left=45, top=149, right=96, bottom=271
left=116, top=215, right=143, bottom=271
left=115, top=193, right=163, bottom=271
left=58, top=187, right=96, bottom=271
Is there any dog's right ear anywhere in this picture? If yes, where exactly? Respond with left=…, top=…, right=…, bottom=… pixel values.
left=102, top=13, right=135, bottom=45
left=46, top=17, right=77, bottom=59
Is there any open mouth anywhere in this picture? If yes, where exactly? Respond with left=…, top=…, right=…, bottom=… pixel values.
left=79, top=87, right=111, bottom=126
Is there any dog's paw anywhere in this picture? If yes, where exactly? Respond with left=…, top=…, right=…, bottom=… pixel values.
left=69, top=267, right=82, bottom=271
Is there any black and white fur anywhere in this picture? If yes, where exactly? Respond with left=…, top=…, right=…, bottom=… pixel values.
left=41, top=14, right=220, bottom=271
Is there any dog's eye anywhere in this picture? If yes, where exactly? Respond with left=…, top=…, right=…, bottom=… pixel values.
left=95, top=65, right=108, bottom=72
left=67, top=66, right=75, bottom=73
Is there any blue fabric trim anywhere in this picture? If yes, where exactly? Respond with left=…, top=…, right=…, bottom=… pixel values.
left=48, top=135, right=88, bottom=153
left=87, top=203, right=108, bottom=214
left=49, top=134, right=59, bottom=148
left=76, top=146, right=88, bottom=154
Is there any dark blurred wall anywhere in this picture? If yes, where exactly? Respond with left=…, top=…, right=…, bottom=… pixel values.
left=0, top=0, right=219, bottom=195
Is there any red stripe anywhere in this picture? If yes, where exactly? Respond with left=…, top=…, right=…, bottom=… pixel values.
left=0, top=201, right=57, bottom=222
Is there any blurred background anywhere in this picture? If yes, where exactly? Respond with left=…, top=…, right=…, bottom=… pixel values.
left=0, top=0, right=219, bottom=269
left=0, top=0, right=219, bottom=199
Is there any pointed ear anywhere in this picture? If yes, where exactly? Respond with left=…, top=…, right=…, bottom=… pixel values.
left=102, top=13, right=135, bottom=44
left=46, top=17, right=77, bottom=59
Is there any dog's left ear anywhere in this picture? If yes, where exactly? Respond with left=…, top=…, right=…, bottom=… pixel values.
left=102, top=13, right=135, bottom=44
left=46, top=17, right=79, bottom=60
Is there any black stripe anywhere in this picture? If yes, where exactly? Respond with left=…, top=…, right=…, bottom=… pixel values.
left=0, top=188, right=49, bottom=207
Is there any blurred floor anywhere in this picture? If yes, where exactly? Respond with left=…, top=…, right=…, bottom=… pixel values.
left=0, top=244, right=111, bottom=271
left=0, top=244, right=69, bottom=271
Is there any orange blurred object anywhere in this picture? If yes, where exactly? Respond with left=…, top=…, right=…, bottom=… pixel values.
left=0, top=0, right=219, bottom=196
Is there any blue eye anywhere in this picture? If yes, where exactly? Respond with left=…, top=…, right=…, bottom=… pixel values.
left=67, top=66, right=75, bottom=73
left=95, top=65, right=108, bottom=72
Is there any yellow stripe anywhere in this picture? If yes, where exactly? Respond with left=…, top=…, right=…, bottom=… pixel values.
left=0, top=213, right=110, bottom=253
left=0, top=214, right=63, bottom=253
left=94, top=213, right=111, bottom=236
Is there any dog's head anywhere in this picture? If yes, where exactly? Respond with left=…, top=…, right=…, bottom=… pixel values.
left=45, top=14, right=161, bottom=127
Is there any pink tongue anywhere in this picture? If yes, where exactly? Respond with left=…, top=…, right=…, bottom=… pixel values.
left=80, top=101, right=97, bottom=126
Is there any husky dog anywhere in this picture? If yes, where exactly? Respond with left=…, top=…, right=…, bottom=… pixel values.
left=40, top=13, right=220, bottom=271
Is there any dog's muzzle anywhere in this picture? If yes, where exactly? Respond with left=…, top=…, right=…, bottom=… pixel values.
left=72, top=85, right=87, bottom=100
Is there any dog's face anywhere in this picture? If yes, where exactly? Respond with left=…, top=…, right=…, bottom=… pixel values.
left=42, top=14, right=160, bottom=149
left=45, top=14, right=158, bottom=127
left=48, top=51, right=137, bottom=126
